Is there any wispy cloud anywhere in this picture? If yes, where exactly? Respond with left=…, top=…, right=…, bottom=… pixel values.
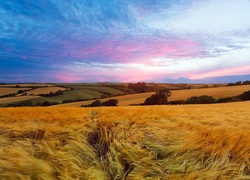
left=1, top=0, right=250, bottom=82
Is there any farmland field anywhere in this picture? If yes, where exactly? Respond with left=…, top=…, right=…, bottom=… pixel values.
left=25, top=87, right=66, bottom=95
left=30, top=89, right=103, bottom=104
left=0, top=87, right=31, bottom=96
left=54, top=84, right=250, bottom=107
left=0, top=96, right=40, bottom=105
left=0, top=102, right=249, bottom=179
left=59, top=84, right=125, bottom=95
left=0, top=83, right=54, bottom=87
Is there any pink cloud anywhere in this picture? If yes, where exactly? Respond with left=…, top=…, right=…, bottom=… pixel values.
left=54, top=73, right=84, bottom=82
left=189, top=65, right=250, bottom=79
left=61, top=36, right=203, bottom=64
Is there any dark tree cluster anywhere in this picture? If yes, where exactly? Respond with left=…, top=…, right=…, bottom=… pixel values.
left=0, top=93, right=16, bottom=98
left=237, top=90, right=250, bottom=101
left=4, top=100, right=60, bottom=107
left=62, top=98, right=90, bottom=104
left=128, top=82, right=147, bottom=93
left=39, top=90, right=63, bottom=97
left=168, top=90, right=250, bottom=105
left=143, top=89, right=171, bottom=105
left=185, top=95, right=215, bottom=104
left=82, top=99, right=119, bottom=107
left=226, top=80, right=250, bottom=86
left=128, top=82, right=164, bottom=93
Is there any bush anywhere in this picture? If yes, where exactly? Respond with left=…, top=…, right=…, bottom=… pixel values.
left=216, top=97, right=234, bottom=103
left=186, top=95, right=215, bottom=104
left=168, top=100, right=185, bottom=105
left=82, top=99, right=118, bottom=107
left=238, top=90, right=250, bottom=101
left=242, top=80, right=250, bottom=85
left=90, top=100, right=102, bottom=107
left=6, top=100, right=33, bottom=107
left=144, top=89, right=171, bottom=105
left=102, top=99, right=118, bottom=106
left=41, top=101, right=51, bottom=106
left=144, top=94, right=168, bottom=105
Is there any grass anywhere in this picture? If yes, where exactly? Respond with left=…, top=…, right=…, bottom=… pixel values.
left=0, top=96, right=40, bottom=105
left=30, top=86, right=125, bottom=104
left=25, top=87, right=66, bottom=95
left=74, top=86, right=125, bottom=95
left=31, top=89, right=103, bottom=104
left=0, top=88, right=31, bottom=96
left=54, top=84, right=250, bottom=107
left=58, top=84, right=126, bottom=96
left=0, top=102, right=249, bottom=179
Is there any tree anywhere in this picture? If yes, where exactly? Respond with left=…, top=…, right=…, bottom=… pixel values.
left=242, top=80, right=250, bottom=85
left=90, top=100, right=102, bottom=107
left=186, top=95, right=215, bottom=104
left=238, top=90, right=250, bottom=101
left=82, top=99, right=119, bottom=107
left=128, top=82, right=147, bottom=93
left=101, top=99, right=118, bottom=106
left=156, top=88, right=172, bottom=97
left=41, top=101, right=51, bottom=106
left=144, top=89, right=171, bottom=105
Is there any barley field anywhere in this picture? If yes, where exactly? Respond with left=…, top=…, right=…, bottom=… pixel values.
left=0, top=102, right=249, bottom=179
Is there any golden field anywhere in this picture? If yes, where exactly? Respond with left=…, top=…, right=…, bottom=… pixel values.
left=54, top=84, right=250, bottom=107
left=0, top=88, right=31, bottom=96
left=0, top=102, right=250, bottom=179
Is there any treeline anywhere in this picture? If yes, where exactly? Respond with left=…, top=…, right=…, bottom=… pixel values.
left=226, top=80, right=250, bottom=86
left=168, top=90, right=250, bottom=105
left=0, top=89, right=31, bottom=98
left=105, top=82, right=165, bottom=94
left=140, top=89, right=250, bottom=106
left=37, top=90, right=63, bottom=97
left=1, top=100, right=60, bottom=107
left=81, top=99, right=119, bottom=107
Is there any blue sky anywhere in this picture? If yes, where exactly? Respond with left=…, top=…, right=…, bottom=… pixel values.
left=1, top=0, right=250, bottom=83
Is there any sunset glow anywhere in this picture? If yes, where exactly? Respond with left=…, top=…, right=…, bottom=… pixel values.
left=1, top=0, right=250, bottom=83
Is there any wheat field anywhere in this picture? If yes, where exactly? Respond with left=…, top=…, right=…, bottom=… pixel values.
left=0, top=102, right=250, bottom=179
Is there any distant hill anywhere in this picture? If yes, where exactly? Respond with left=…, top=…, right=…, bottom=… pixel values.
left=164, top=74, right=250, bottom=83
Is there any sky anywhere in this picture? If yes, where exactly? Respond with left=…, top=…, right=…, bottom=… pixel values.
left=1, top=0, right=250, bottom=83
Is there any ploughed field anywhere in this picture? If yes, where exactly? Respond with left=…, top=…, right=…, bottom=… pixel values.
left=0, top=102, right=250, bottom=179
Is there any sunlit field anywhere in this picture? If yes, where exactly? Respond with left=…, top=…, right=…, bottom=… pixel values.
left=24, top=87, right=66, bottom=95
left=0, top=88, right=31, bottom=96
left=54, top=84, right=250, bottom=107
left=0, top=96, right=40, bottom=105
left=0, top=102, right=250, bottom=179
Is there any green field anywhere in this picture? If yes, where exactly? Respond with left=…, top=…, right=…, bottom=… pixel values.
left=31, top=89, right=103, bottom=104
